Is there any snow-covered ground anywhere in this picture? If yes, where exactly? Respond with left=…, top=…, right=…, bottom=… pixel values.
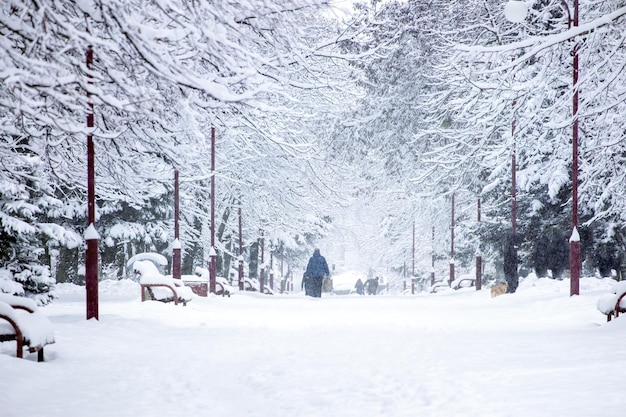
left=2, top=275, right=626, bottom=417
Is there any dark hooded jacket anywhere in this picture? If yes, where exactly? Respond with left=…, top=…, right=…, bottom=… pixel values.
left=305, top=249, right=329, bottom=278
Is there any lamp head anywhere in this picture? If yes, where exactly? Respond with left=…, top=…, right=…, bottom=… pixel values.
left=504, top=1, right=529, bottom=23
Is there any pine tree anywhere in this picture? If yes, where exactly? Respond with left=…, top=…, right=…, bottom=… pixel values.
left=0, top=135, right=68, bottom=304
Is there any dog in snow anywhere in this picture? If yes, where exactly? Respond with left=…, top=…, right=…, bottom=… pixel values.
left=491, top=282, right=508, bottom=298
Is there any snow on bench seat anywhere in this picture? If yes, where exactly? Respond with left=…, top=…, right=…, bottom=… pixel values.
left=597, top=281, right=626, bottom=322
left=134, top=260, right=194, bottom=305
left=0, top=298, right=55, bottom=361
left=430, top=281, right=451, bottom=293
left=451, top=276, right=476, bottom=290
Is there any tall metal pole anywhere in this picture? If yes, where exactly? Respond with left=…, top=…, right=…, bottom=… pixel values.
left=431, top=226, right=435, bottom=286
left=476, top=198, right=482, bottom=291
left=511, top=116, right=518, bottom=292
left=172, top=170, right=181, bottom=280
left=411, top=221, right=415, bottom=277
left=512, top=144, right=517, bottom=237
left=570, top=0, right=581, bottom=296
left=210, top=126, right=216, bottom=294
left=411, top=221, right=415, bottom=294
left=259, top=232, right=265, bottom=293
left=238, top=203, right=244, bottom=291
left=85, top=42, right=99, bottom=321
left=449, top=193, right=455, bottom=287
left=269, top=250, right=274, bottom=291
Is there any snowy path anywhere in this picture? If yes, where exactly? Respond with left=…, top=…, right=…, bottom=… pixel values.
left=2, top=277, right=626, bottom=417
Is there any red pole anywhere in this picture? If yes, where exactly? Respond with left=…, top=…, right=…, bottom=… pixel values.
left=570, top=0, right=581, bottom=296
left=210, top=127, right=216, bottom=293
left=511, top=100, right=519, bottom=292
left=512, top=144, right=517, bottom=236
left=431, top=226, right=435, bottom=286
left=449, top=193, right=455, bottom=287
left=172, top=170, right=181, bottom=280
left=238, top=203, right=244, bottom=291
left=270, top=251, right=274, bottom=291
left=476, top=198, right=482, bottom=291
left=85, top=43, right=99, bottom=321
left=411, top=221, right=415, bottom=294
left=259, top=232, right=265, bottom=293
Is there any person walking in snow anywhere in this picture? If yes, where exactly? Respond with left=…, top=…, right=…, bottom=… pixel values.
left=365, top=277, right=379, bottom=295
left=371, top=277, right=379, bottom=295
left=355, top=278, right=364, bottom=295
left=304, top=248, right=330, bottom=298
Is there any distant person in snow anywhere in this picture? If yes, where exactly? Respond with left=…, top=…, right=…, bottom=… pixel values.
left=365, top=277, right=379, bottom=295
left=304, top=248, right=329, bottom=298
left=355, top=278, right=364, bottom=295
left=364, top=278, right=373, bottom=294
left=372, top=277, right=379, bottom=294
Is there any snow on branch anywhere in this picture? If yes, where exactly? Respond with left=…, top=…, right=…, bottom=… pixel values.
left=456, top=6, right=626, bottom=71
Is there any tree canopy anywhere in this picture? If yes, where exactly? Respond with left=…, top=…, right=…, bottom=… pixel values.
left=3, top=0, right=626, bottom=301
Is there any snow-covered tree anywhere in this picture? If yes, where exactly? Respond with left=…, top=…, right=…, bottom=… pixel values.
left=334, top=0, right=626, bottom=282
left=2, top=0, right=365, bottom=293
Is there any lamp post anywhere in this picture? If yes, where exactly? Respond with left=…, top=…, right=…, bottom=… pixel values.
left=259, top=232, right=265, bottom=294
left=172, top=238, right=182, bottom=278
left=510, top=109, right=519, bottom=294
left=476, top=198, right=482, bottom=291
left=569, top=0, right=581, bottom=296
left=449, top=192, right=455, bottom=287
left=431, top=226, right=435, bottom=286
left=209, top=246, right=217, bottom=292
left=209, top=126, right=216, bottom=294
left=269, top=246, right=274, bottom=292
left=85, top=42, right=99, bottom=320
left=238, top=202, right=244, bottom=291
left=172, top=170, right=181, bottom=280
left=411, top=221, right=415, bottom=294
left=504, top=0, right=580, bottom=296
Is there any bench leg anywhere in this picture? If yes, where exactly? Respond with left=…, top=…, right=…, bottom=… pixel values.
left=38, top=348, right=44, bottom=362
left=16, top=338, right=24, bottom=358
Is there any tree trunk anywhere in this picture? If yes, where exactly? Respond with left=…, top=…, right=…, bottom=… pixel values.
left=503, top=231, right=518, bottom=293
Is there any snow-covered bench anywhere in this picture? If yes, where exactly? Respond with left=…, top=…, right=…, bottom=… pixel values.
left=215, top=279, right=233, bottom=297
left=430, top=281, right=450, bottom=293
left=133, top=260, right=194, bottom=306
left=244, top=278, right=274, bottom=294
left=191, top=268, right=235, bottom=297
left=597, top=281, right=626, bottom=322
left=452, top=277, right=476, bottom=290
left=0, top=293, right=55, bottom=362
